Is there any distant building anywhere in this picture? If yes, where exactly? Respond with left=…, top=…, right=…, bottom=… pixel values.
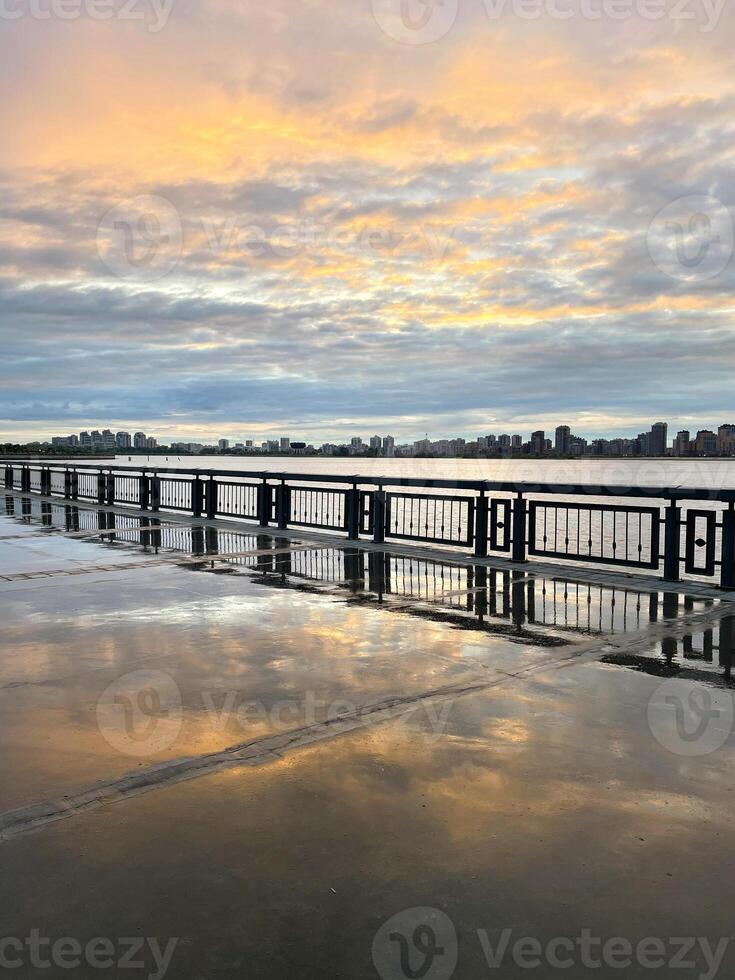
left=133, top=432, right=147, bottom=449
left=101, top=429, right=116, bottom=450
left=79, top=431, right=92, bottom=448
left=695, top=430, right=717, bottom=455
left=674, top=430, right=691, bottom=456
left=511, top=435, right=522, bottom=450
left=717, top=424, right=735, bottom=456
left=369, top=435, right=382, bottom=452
left=51, top=435, right=77, bottom=448
left=650, top=422, right=668, bottom=456
left=145, top=437, right=157, bottom=449
left=531, top=430, right=545, bottom=454
left=555, top=425, right=571, bottom=454
left=280, top=437, right=290, bottom=452
left=383, top=435, right=395, bottom=457
left=218, top=439, right=230, bottom=451
left=116, top=431, right=131, bottom=449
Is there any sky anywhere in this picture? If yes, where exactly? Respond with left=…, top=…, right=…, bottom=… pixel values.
left=1, top=0, right=735, bottom=445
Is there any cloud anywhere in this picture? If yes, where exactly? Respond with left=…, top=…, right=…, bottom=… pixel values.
left=1, top=1, right=735, bottom=441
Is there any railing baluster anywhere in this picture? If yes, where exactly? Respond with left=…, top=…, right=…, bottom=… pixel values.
left=512, top=493, right=526, bottom=562
left=663, top=499, right=681, bottom=582
left=721, top=504, right=735, bottom=590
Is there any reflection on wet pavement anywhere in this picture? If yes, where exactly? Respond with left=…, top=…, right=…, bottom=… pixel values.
left=1, top=494, right=735, bottom=979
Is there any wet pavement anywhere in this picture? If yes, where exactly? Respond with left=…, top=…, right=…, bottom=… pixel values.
left=1, top=492, right=735, bottom=979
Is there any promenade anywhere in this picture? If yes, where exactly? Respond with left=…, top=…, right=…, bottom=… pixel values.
left=1, top=490, right=734, bottom=978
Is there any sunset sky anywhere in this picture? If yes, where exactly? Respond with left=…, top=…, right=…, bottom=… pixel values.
left=2, top=0, right=734, bottom=443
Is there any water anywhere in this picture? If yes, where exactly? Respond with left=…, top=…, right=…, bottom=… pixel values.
left=116, top=454, right=735, bottom=491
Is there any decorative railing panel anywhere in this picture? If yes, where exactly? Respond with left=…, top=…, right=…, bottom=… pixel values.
left=489, top=498, right=512, bottom=552
left=528, top=501, right=660, bottom=569
left=217, top=481, right=259, bottom=519
left=384, top=492, right=474, bottom=546
left=684, top=510, right=717, bottom=577
left=114, top=476, right=141, bottom=505
left=77, top=472, right=98, bottom=499
left=290, top=487, right=347, bottom=531
left=158, top=478, right=192, bottom=512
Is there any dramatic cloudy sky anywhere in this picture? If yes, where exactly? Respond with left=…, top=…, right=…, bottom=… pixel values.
left=1, top=0, right=734, bottom=443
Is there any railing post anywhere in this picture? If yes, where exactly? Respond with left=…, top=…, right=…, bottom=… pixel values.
left=721, top=504, right=735, bottom=590
left=40, top=468, right=51, bottom=495
left=106, top=471, right=115, bottom=506
left=139, top=473, right=149, bottom=511
left=192, top=476, right=204, bottom=518
left=346, top=484, right=360, bottom=540
left=4, top=466, right=11, bottom=489
left=206, top=477, right=218, bottom=519
left=21, top=466, right=30, bottom=492
left=64, top=468, right=72, bottom=499
left=511, top=492, right=526, bottom=562
left=474, top=491, right=488, bottom=558
left=663, top=498, right=681, bottom=582
left=150, top=474, right=160, bottom=512
left=257, top=480, right=272, bottom=527
left=71, top=469, right=79, bottom=500
left=96, top=471, right=105, bottom=504
left=276, top=482, right=291, bottom=530
left=372, top=488, right=386, bottom=544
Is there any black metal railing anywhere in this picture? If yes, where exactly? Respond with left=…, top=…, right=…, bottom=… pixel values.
left=3, top=459, right=735, bottom=588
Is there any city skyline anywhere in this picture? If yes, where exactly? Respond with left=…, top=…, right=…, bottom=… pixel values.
left=7, top=412, right=735, bottom=449
left=31, top=419, right=735, bottom=458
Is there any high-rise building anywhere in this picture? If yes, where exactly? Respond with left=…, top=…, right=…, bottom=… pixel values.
left=673, top=430, right=691, bottom=456
left=79, top=431, right=92, bottom=447
left=133, top=432, right=147, bottom=449
left=511, top=435, right=522, bottom=449
left=218, top=439, right=230, bottom=451
left=369, top=435, right=382, bottom=452
left=555, top=425, right=571, bottom=454
left=90, top=430, right=103, bottom=448
left=650, top=422, right=668, bottom=456
left=531, top=430, right=545, bottom=454
left=116, top=431, right=132, bottom=449
left=101, top=429, right=116, bottom=450
left=717, top=424, right=735, bottom=456
left=498, top=434, right=511, bottom=450
left=695, top=430, right=717, bottom=455
left=145, top=437, right=157, bottom=450
left=280, top=437, right=290, bottom=452
left=383, top=435, right=395, bottom=457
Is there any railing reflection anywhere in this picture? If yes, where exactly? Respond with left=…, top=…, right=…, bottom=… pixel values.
left=3, top=495, right=720, bottom=647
